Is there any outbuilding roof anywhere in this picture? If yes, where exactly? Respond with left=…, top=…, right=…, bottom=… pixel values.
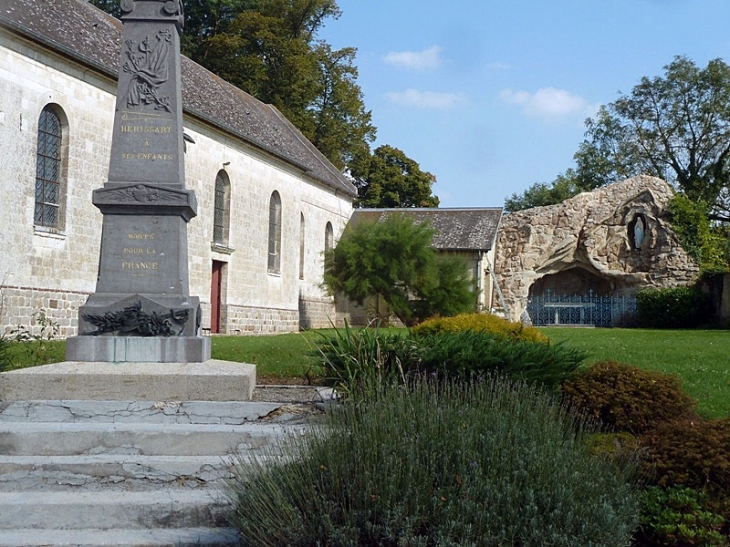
left=349, top=208, right=503, bottom=252
left=0, top=0, right=357, bottom=197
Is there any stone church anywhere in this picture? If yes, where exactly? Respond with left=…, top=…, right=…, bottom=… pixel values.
left=0, top=0, right=355, bottom=337
left=0, top=1, right=699, bottom=337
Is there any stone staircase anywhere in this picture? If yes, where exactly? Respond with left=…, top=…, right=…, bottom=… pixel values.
left=0, top=398, right=319, bottom=546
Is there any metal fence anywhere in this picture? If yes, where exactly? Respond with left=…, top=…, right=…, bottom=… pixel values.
left=527, top=289, right=637, bottom=327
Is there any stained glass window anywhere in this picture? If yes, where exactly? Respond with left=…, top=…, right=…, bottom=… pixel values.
left=268, top=191, right=282, bottom=273
left=35, top=106, right=62, bottom=228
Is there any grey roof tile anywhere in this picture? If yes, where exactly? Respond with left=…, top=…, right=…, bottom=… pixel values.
left=349, top=208, right=503, bottom=251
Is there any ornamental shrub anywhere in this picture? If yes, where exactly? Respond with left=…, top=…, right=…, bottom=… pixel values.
left=412, top=312, right=548, bottom=343
left=417, top=330, right=585, bottom=390
left=560, top=361, right=697, bottom=435
left=636, top=286, right=715, bottom=328
left=227, top=378, right=639, bottom=546
left=641, top=417, right=730, bottom=500
left=313, top=322, right=420, bottom=402
left=635, top=486, right=727, bottom=547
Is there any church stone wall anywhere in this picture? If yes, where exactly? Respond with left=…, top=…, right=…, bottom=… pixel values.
left=0, top=30, right=113, bottom=337
left=0, top=29, right=348, bottom=337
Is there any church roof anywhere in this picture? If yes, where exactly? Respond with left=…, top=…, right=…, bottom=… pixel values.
left=0, top=0, right=357, bottom=197
left=349, top=208, right=503, bottom=252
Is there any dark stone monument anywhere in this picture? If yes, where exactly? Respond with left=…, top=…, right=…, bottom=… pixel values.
left=66, top=0, right=210, bottom=363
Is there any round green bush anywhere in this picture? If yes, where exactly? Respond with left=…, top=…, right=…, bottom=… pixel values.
left=561, top=360, right=697, bottom=435
left=228, top=378, right=639, bottom=546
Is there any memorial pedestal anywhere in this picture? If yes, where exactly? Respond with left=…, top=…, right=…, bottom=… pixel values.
left=0, top=360, right=255, bottom=402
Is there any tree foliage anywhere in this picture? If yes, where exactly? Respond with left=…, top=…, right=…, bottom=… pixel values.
left=577, top=56, right=730, bottom=221
left=90, top=0, right=375, bottom=171
left=668, top=194, right=730, bottom=273
left=506, top=56, right=730, bottom=223
left=324, top=214, right=475, bottom=326
left=352, top=145, right=440, bottom=208
left=504, top=170, right=580, bottom=212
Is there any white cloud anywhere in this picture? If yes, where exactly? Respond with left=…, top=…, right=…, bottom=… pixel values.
left=499, top=87, right=597, bottom=119
left=384, top=46, right=443, bottom=71
left=386, top=89, right=468, bottom=109
left=487, top=62, right=511, bottom=71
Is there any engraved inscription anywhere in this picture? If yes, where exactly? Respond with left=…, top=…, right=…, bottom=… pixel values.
left=121, top=153, right=175, bottom=161
left=122, top=262, right=159, bottom=269
left=120, top=125, right=172, bottom=133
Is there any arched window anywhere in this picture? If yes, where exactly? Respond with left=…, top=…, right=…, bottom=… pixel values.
left=299, top=213, right=305, bottom=280
left=35, top=105, right=65, bottom=229
left=268, top=191, right=282, bottom=274
left=213, top=170, right=231, bottom=246
left=324, top=222, right=334, bottom=276
left=325, top=222, right=334, bottom=253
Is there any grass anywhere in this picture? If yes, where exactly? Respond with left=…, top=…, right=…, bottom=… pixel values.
left=541, top=328, right=730, bottom=418
left=2, top=327, right=728, bottom=417
left=210, top=330, right=329, bottom=383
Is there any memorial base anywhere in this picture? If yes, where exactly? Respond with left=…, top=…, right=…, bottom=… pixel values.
left=65, top=335, right=211, bottom=363
left=0, top=360, right=255, bottom=401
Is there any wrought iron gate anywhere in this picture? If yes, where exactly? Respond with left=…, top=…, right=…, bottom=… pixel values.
left=527, top=289, right=637, bottom=327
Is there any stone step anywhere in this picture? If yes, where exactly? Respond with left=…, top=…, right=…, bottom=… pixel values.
left=0, top=527, right=239, bottom=546
left=0, top=400, right=284, bottom=425
left=0, top=421, right=307, bottom=456
left=0, top=490, right=230, bottom=530
left=0, top=454, right=265, bottom=490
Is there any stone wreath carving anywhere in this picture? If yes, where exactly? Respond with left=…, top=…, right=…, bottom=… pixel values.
left=105, top=185, right=184, bottom=204
left=82, top=300, right=189, bottom=337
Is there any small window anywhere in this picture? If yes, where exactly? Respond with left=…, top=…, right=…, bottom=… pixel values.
left=213, top=170, right=230, bottom=245
left=299, top=213, right=305, bottom=280
left=268, top=191, right=282, bottom=273
left=324, top=221, right=334, bottom=275
left=325, top=222, right=334, bottom=253
left=35, top=105, right=65, bottom=229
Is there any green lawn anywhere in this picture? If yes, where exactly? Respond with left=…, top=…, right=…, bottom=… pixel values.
left=4, top=327, right=729, bottom=417
left=541, top=328, right=730, bottom=418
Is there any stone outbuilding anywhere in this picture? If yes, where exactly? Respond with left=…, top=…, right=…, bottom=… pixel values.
left=493, top=175, right=699, bottom=323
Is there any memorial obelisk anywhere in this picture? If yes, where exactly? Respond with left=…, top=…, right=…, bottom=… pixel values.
left=66, top=0, right=210, bottom=363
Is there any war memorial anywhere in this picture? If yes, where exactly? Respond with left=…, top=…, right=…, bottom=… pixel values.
left=1, top=0, right=256, bottom=402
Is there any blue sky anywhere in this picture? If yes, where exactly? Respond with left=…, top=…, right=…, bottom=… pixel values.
left=318, top=0, right=730, bottom=208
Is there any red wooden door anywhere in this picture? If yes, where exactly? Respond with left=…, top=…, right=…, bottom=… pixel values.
left=211, top=261, right=223, bottom=333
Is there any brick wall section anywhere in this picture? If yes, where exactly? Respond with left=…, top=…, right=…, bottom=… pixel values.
left=298, top=297, right=336, bottom=330
left=0, top=286, right=90, bottom=338
left=224, top=305, right=299, bottom=335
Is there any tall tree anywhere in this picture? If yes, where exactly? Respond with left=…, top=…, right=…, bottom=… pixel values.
left=90, top=0, right=375, bottom=171
left=506, top=56, right=730, bottom=223
left=352, top=145, right=440, bottom=208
